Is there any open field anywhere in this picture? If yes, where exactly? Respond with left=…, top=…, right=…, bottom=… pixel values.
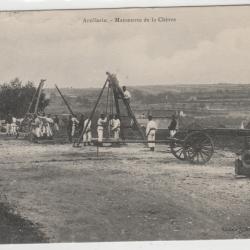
left=0, top=137, right=250, bottom=243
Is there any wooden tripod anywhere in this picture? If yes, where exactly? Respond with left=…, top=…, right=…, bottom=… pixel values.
left=74, top=72, right=146, bottom=146
left=25, top=79, right=46, bottom=116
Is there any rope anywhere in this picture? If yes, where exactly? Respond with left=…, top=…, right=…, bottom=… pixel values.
left=108, top=86, right=113, bottom=137
left=110, top=87, right=114, bottom=117
left=105, top=86, right=110, bottom=115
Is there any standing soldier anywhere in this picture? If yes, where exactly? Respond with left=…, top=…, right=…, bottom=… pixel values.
left=112, top=114, right=121, bottom=141
left=146, top=115, right=157, bottom=151
left=97, top=113, right=107, bottom=146
left=32, top=114, right=42, bottom=139
left=71, top=115, right=79, bottom=138
left=11, top=115, right=17, bottom=136
left=45, top=114, right=54, bottom=138
left=168, top=114, right=177, bottom=138
left=39, top=112, right=47, bottom=138
left=83, top=117, right=92, bottom=146
left=53, top=115, right=60, bottom=131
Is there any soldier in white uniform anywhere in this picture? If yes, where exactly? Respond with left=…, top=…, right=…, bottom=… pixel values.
left=45, top=114, right=54, bottom=138
left=83, top=118, right=92, bottom=146
left=71, top=115, right=79, bottom=137
left=32, top=114, right=42, bottom=138
left=97, top=113, right=107, bottom=145
left=38, top=112, right=46, bottom=137
left=122, top=86, right=131, bottom=103
left=146, top=115, right=157, bottom=151
left=112, top=114, right=121, bottom=141
left=11, top=116, right=17, bottom=136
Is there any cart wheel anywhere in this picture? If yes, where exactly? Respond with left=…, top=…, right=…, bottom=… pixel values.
left=184, top=131, right=214, bottom=164
left=241, top=150, right=250, bottom=168
left=170, top=133, right=186, bottom=161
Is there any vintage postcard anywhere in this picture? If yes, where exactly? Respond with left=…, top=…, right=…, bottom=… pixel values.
left=0, top=4, right=250, bottom=246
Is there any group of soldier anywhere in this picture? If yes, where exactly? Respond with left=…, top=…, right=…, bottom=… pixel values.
left=31, top=113, right=59, bottom=139
left=66, top=113, right=121, bottom=146
left=146, top=114, right=177, bottom=151
left=67, top=114, right=92, bottom=144
left=4, top=111, right=177, bottom=151
left=3, top=83, right=178, bottom=151
left=5, top=113, right=20, bottom=136
left=4, top=112, right=60, bottom=139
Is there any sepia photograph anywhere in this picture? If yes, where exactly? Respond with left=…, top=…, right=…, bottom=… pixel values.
left=0, top=3, right=250, bottom=245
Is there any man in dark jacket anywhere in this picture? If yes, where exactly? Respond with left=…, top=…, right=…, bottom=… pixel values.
left=168, top=114, right=177, bottom=138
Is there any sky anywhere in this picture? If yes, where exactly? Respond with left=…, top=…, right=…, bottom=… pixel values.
left=0, top=5, right=250, bottom=88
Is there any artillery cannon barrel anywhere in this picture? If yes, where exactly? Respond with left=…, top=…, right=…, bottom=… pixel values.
left=189, top=128, right=250, bottom=137
left=91, top=138, right=182, bottom=144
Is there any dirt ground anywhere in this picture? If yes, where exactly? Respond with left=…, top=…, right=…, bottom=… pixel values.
left=1, top=137, right=250, bottom=243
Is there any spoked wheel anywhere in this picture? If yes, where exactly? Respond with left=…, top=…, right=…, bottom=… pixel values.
left=170, top=132, right=187, bottom=161
left=183, top=131, right=214, bottom=164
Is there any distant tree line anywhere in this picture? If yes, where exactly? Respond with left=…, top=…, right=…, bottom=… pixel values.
left=0, top=78, right=49, bottom=119
left=75, top=96, right=91, bottom=106
left=131, top=89, right=177, bottom=104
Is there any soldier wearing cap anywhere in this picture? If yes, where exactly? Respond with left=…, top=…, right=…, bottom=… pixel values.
left=112, top=114, right=121, bottom=141
left=97, top=113, right=107, bottom=146
left=71, top=114, right=79, bottom=137
left=146, top=115, right=157, bottom=151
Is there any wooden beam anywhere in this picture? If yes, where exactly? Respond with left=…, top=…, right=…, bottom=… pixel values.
left=55, top=84, right=75, bottom=116
left=34, top=79, right=46, bottom=114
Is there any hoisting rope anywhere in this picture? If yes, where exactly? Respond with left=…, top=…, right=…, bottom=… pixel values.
left=105, top=85, right=110, bottom=115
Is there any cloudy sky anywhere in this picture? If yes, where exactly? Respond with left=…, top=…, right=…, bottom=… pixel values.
left=0, top=6, right=249, bottom=88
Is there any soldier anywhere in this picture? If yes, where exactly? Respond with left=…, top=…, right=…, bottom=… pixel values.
left=122, top=86, right=131, bottom=103
left=168, top=114, right=177, bottom=138
left=146, top=115, right=157, bottom=151
left=53, top=115, right=60, bottom=131
left=32, top=114, right=42, bottom=139
left=97, top=113, right=107, bottom=146
left=112, top=114, right=121, bottom=141
left=71, top=115, right=79, bottom=137
left=83, top=117, right=92, bottom=146
left=45, top=114, right=54, bottom=138
left=39, top=112, right=47, bottom=137
left=11, top=115, right=17, bottom=136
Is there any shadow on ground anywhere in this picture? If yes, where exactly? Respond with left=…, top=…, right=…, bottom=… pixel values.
left=0, top=202, right=48, bottom=243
